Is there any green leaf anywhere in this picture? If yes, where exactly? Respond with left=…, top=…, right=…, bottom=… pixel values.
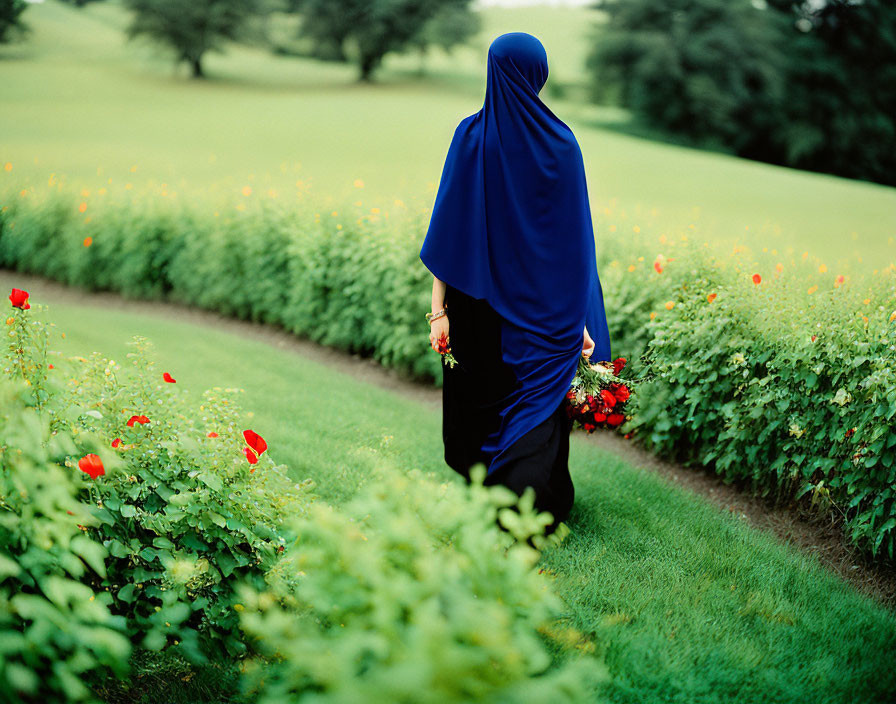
left=117, top=583, right=137, bottom=604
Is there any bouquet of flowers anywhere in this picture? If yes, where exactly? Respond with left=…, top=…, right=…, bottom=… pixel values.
left=564, top=355, right=630, bottom=433
left=435, top=331, right=458, bottom=368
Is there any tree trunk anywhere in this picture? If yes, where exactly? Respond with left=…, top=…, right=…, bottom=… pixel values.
left=358, top=53, right=376, bottom=82
left=191, top=55, right=204, bottom=79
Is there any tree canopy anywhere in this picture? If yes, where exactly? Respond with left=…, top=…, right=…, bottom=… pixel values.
left=587, top=0, right=896, bottom=186
left=124, top=0, right=264, bottom=78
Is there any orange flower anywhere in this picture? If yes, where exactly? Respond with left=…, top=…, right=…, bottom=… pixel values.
left=654, top=261, right=663, bottom=274
left=83, top=237, right=93, bottom=247
left=706, top=292, right=717, bottom=303
left=78, top=202, right=87, bottom=213
left=207, top=431, right=219, bottom=438
left=752, top=273, right=761, bottom=284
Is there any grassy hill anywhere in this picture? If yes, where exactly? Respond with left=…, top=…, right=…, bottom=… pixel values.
left=1, top=0, right=894, bottom=269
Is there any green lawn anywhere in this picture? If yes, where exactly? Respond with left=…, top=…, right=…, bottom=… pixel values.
left=8, top=271, right=895, bottom=704
left=1, top=0, right=894, bottom=268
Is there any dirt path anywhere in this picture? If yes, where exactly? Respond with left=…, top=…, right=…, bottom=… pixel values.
left=4, top=268, right=894, bottom=611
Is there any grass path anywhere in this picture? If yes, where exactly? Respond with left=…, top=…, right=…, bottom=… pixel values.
left=5, top=270, right=895, bottom=703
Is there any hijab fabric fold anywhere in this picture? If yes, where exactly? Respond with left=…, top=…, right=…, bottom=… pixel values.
left=420, top=31, right=611, bottom=477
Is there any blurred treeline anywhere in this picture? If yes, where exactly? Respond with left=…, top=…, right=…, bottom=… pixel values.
left=3, top=0, right=894, bottom=186
left=588, top=0, right=896, bottom=187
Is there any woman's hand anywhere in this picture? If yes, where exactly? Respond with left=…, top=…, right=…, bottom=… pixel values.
left=430, top=316, right=450, bottom=352
left=582, top=326, right=595, bottom=359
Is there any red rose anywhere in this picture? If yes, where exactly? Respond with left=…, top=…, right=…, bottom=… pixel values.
left=586, top=394, right=594, bottom=405
left=607, top=413, right=625, bottom=427
left=78, top=453, right=105, bottom=479
left=594, top=413, right=607, bottom=423
left=612, top=384, right=630, bottom=402
left=612, top=357, right=627, bottom=375
left=434, top=331, right=452, bottom=355
left=600, top=389, right=617, bottom=408
left=126, top=414, right=150, bottom=426
left=583, top=422, right=595, bottom=432
left=9, top=288, right=30, bottom=309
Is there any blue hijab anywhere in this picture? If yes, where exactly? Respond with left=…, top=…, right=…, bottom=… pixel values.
left=420, top=31, right=611, bottom=477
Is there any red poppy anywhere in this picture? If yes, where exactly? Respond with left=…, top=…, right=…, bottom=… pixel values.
left=163, top=372, right=176, bottom=383
left=111, top=438, right=121, bottom=448
left=599, top=389, right=617, bottom=408
left=612, top=357, right=627, bottom=376
left=810, top=335, right=817, bottom=342
left=593, top=413, right=607, bottom=423
left=126, top=414, right=150, bottom=426
left=9, top=288, right=30, bottom=309
left=243, top=429, right=267, bottom=456
left=243, top=446, right=259, bottom=465
left=207, top=431, right=219, bottom=438
left=752, top=273, right=762, bottom=285
left=78, top=453, right=105, bottom=479
left=583, top=422, right=596, bottom=432
left=48, top=364, right=54, bottom=369
left=607, top=413, right=625, bottom=427
left=654, top=262, right=663, bottom=274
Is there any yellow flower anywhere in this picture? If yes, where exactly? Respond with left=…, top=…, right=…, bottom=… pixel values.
left=627, top=264, right=636, bottom=272
left=649, top=311, right=657, bottom=320
left=807, top=285, right=818, bottom=294
left=353, top=179, right=364, bottom=188
left=818, top=263, right=827, bottom=273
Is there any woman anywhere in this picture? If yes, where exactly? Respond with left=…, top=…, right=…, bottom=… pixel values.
left=419, top=32, right=611, bottom=536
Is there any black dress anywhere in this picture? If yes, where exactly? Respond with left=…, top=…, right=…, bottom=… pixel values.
left=440, top=283, right=575, bottom=535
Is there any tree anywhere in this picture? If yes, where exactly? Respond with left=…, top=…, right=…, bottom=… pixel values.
left=586, top=0, right=789, bottom=160
left=294, top=0, right=473, bottom=81
left=410, top=2, right=481, bottom=75
left=124, top=0, right=263, bottom=78
left=585, top=0, right=896, bottom=185
left=0, top=0, right=27, bottom=45
left=763, top=0, right=896, bottom=185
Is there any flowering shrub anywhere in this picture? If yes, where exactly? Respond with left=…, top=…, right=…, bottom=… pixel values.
left=237, top=463, right=609, bottom=703
left=0, top=376, right=131, bottom=702
left=1, top=183, right=895, bottom=560
left=52, top=336, right=317, bottom=662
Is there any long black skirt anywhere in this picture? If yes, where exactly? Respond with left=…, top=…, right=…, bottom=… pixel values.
left=440, top=282, right=575, bottom=534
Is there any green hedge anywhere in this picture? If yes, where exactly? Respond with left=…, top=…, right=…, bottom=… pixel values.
left=1, top=186, right=894, bottom=562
